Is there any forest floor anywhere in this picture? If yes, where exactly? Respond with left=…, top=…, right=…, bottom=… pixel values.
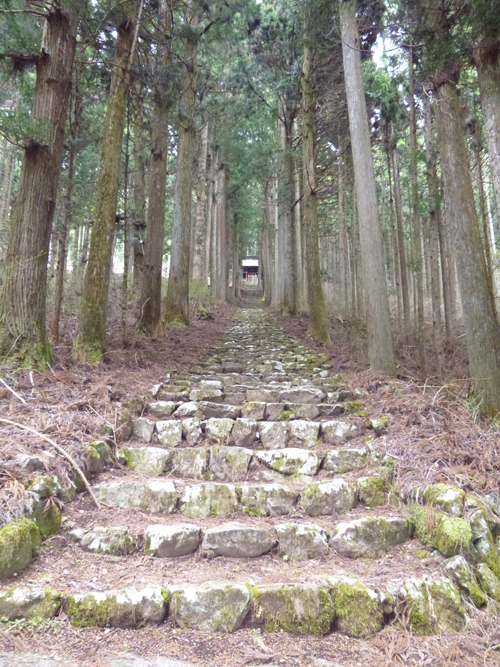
left=0, top=292, right=499, bottom=666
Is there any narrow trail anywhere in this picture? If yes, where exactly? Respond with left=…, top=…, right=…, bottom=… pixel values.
left=0, top=294, right=498, bottom=666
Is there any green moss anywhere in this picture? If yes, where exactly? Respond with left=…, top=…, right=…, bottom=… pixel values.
left=400, top=578, right=464, bottom=635
left=278, top=411, right=294, bottom=422
left=252, top=584, right=335, bottom=635
left=413, top=506, right=472, bottom=557
left=0, top=519, right=41, bottom=578
left=344, top=401, right=364, bottom=414
left=66, top=594, right=116, bottom=628
left=32, top=501, right=61, bottom=539
left=358, top=477, right=386, bottom=507
left=331, top=580, right=383, bottom=638
left=415, top=550, right=429, bottom=559
left=243, top=506, right=264, bottom=517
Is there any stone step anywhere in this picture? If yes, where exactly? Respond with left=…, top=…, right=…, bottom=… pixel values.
left=118, top=444, right=372, bottom=480
left=92, top=476, right=387, bottom=517
left=66, top=514, right=412, bottom=561
left=128, top=415, right=367, bottom=448
left=0, top=574, right=467, bottom=637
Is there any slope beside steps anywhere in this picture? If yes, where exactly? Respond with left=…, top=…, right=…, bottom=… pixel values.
left=1, top=305, right=500, bottom=644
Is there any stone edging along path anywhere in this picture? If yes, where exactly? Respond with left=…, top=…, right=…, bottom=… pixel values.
left=0, top=307, right=499, bottom=642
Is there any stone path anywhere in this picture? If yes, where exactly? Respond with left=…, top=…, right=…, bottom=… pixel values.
left=1, top=299, right=500, bottom=664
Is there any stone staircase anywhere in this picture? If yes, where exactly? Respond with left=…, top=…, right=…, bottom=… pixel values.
left=1, top=305, right=500, bottom=660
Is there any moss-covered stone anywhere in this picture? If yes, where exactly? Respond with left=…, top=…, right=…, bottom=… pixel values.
left=86, top=441, right=113, bottom=474
left=424, top=484, right=465, bottom=517
left=251, top=583, right=335, bottom=635
left=66, top=586, right=167, bottom=628
left=397, top=578, right=465, bottom=635
left=370, top=415, right=390, bottom=436
left=476, top=563, right=500, bottom=603
left=169, top=583, right=250, bottom=632
left=443, top=555, right=487, bottom=607
left=413, top=506, right=472, bottom=557
left=327, top=577, right=383, bottom=638
left=343, top=400, right=364, bottom=414
left=466, top=505, right=500, bottom=577
left=357, top=477, right=386, bottom=507
left=0, top=588, right=61, bottom=620
left=180, top=483, right=239, bottom=518
left=0, top=518, right=41, bottom=578
left=31, top=499, right=61, bottom=539
left=80, top=527, right=136, bottom=556
left=29, top=476, right=62, bottom=499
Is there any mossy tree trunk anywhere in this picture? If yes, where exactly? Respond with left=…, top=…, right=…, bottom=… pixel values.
left=132, top=104, right=147, bottom=290
left=301, top=0, right=331, bottom=346
left=0, top=2, right=79, bottom=366
left=340, top=0, right=395, bottom=374
left=138, top=0, right=172, bottom=336
left=74, top=4, right=139, bottom=361
left=163, top=0, right=200, bottom=326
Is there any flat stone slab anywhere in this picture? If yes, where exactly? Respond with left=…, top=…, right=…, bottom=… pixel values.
left=189, top=388, right=222, bottom=402
left=276, top=523, right=329, bottom=560
left=147, top=401, right=176, bottom=419
left=0, top=654, right=195, bottom=667
left=209, top=446, right=252, bottom=481
left=330, top=516, right=411, bottom=558
left=173, top=402, right=202, bottom=419
left=199, top=402, right=240, bottom=419
left=288, top=420, right=320, bottom=448
left=119, top=447, right=170, bottom=476
left=301, top=479, right=356, bottom=516
left=93, top=481, right=177, bottom=514
left=66, top=586, right=166, bottom=628
left=321, top=421, right=359, bottom=445
left=259, top=421, right=289, bottom=450
left=265, top=403, right=285, bottom=421
left=205, top=417, right=234, bottom=443
left=279, top=388, right=326, bottom=404
left=78, top=527, right=136, bottom=556
left=131, top=418, right=155, bottom=443
left=323, top=448, right=368, bottom=474
left=202, top=522, right=275, bottom=558
left=144, top=524, right=201, bottom=557
left=0, top=588, right=61, bottom=621
left=231, top=418, right=258, bottom=447
left=255, top=448, right=320, bottom=476
left=169, top=583, right=250, bottom=632
left=167, top=449, right=209, bottom=479
left=251, top=583, right=334, bottom=635
left=241, top=401, right=266, bottom=420
left=156, top=421, right=183, bottom=448
left=181, top=483, right=239, bottom=518
left=247, top=388, right=280, bottom=403
left=240, top=483, right=298, bottom=516
left=286, top=403, right=320, bottom=419
left=181, top=417, right=203, bottom=446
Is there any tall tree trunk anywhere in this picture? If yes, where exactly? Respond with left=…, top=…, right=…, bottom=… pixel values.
left=192, top=120, right=209, bottom=283
left=340, top=0, right=395, bottom=373
left=132, top=110, right=146, bottom=289
left=408, top=46, right=426, bottom=375
left=434, top=74, right=500, bottom=414
left=474, top=45, right=500, bottom=220
left=392, top=138, right=411, bottom=331
left=75, top=5, right=140, bottom=361
left=0, top=2, right=79, bottom=366
left=338, top=135, right=349, bottom=315
left=138, top=0, right=171, bottom=335
left=293, top=121, right=304, bottom=312
left=121, top=111, right=132, bottom=343
left=301, top=0, right=330, bottom=345
left=423, top=88, right=443, bottom=378
left=163, top=0, right=200, bottom=325
left=215, top=164, right=227, bottom=301
left=280, top=106, right=296, bottom=314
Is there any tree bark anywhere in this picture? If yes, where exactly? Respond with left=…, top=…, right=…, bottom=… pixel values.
left=279, top=106, right=296, bottom=314
left=434, top=75, right=500, bottom=414
left=301, top=0, right=330, bottom=345
left=138, top=0, right=171, bottom=335
left=340, top=0, right=395, bottom=373
left=408, top=46, right=426, bottom=375
left=423, top=88, right=444, bottom=378
left=74, top=5, right=138, bottom=361
left=132, top=111, right=146, bottom=289
left=474, top=45, right=500, bottom=221
left=163, top=0, right=200, bottom=325
left=0, top=2, right=79, bottom=365
left=192, top=120, right=209, bottom=283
